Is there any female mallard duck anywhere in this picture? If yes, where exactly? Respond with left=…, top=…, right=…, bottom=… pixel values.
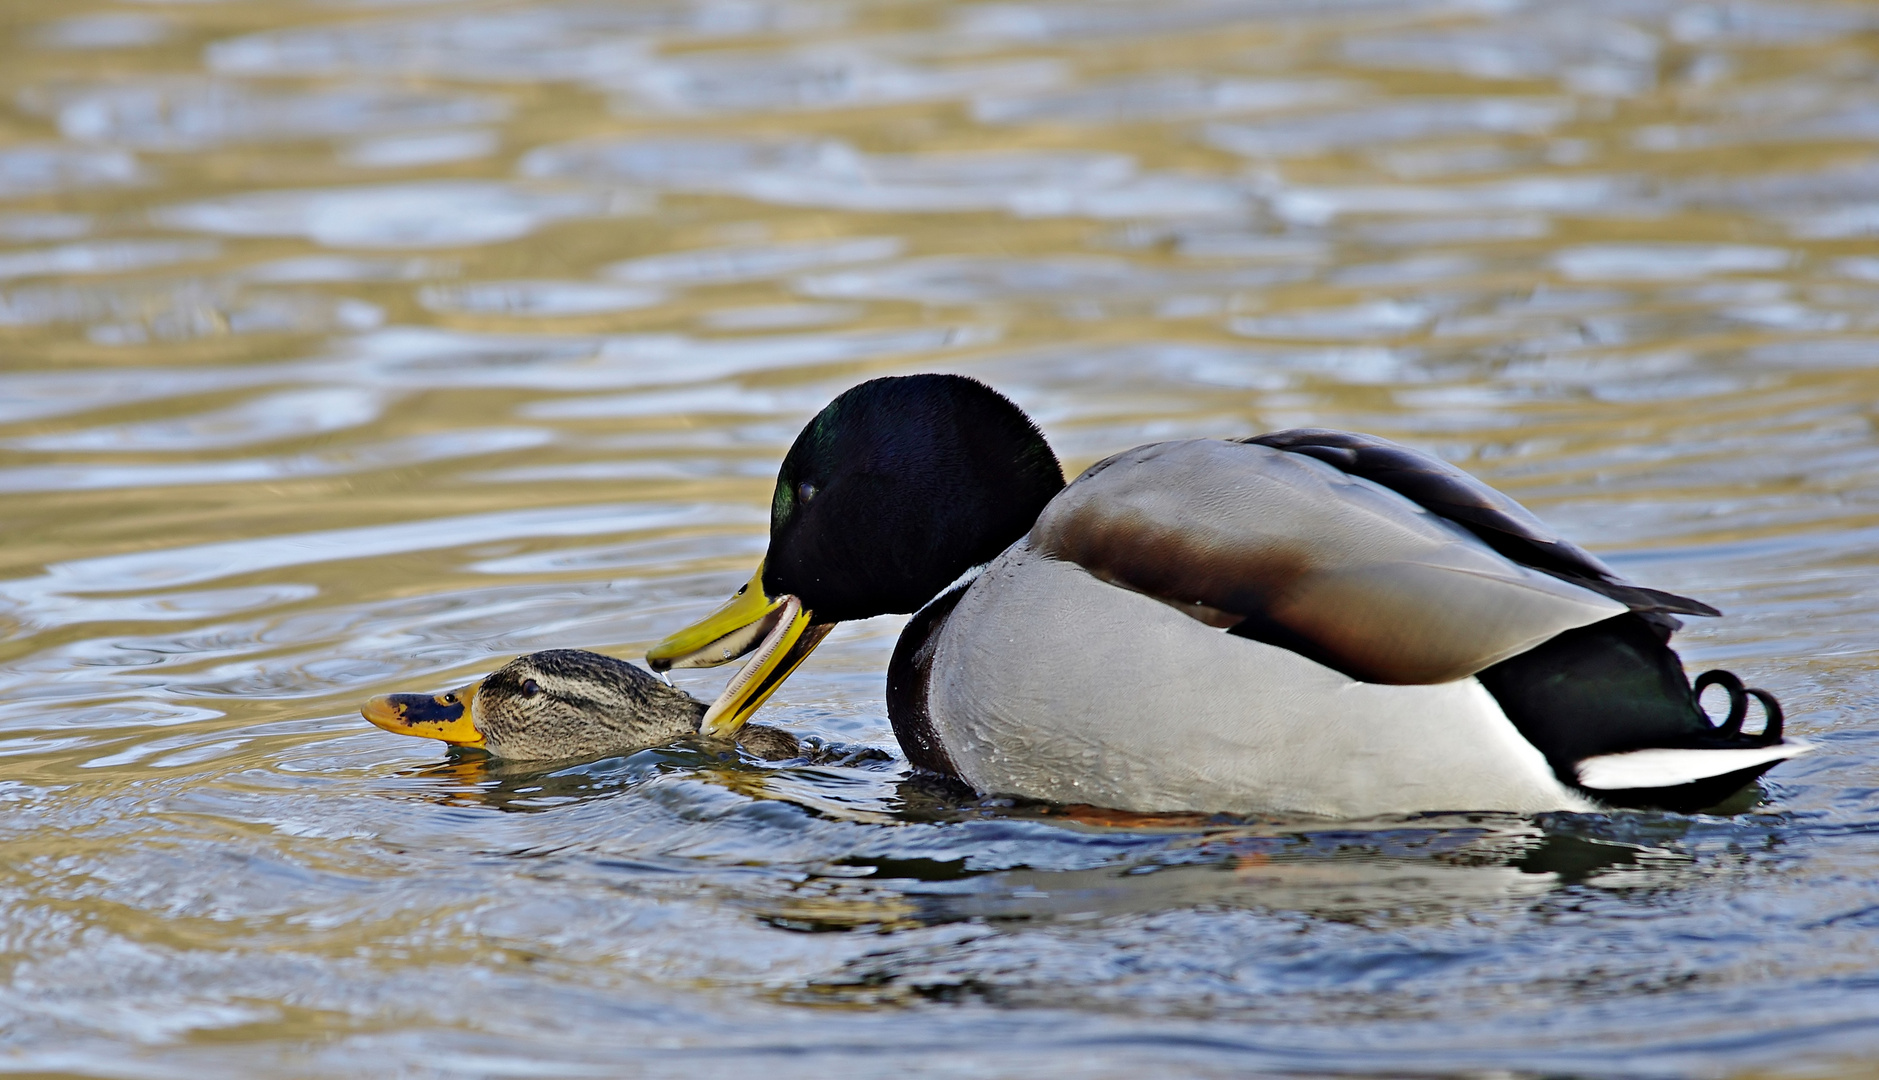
left=648, top=374, right=1809, bottom=818
left=362, top=648, right=801, bottom=760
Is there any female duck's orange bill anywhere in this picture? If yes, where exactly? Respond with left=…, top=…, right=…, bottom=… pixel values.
left=361, top=682, right=485, bottom=747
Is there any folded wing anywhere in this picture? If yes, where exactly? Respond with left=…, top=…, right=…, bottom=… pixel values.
left=1030, top=438, right=1636, bottom=685
left=1243, top=429, right=1718, bottom=620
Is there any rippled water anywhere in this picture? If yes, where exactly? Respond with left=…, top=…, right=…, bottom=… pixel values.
left=5, top=0, right=1879, bottom=1075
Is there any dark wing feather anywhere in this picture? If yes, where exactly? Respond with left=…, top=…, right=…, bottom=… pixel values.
left=1242, top=430, right=1718, bottom=620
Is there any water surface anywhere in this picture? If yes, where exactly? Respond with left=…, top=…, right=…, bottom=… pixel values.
left=3, top=0, right=1879, bottom=1075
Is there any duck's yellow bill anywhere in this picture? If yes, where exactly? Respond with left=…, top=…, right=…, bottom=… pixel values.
left=361, top=681, right=485, bottom=748
left=647, top=564, right=787, bottom=671
left=646, top=563, right=832, bottom=737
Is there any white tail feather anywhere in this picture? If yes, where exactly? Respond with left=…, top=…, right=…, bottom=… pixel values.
left=1575, top=739, right=1812, bottom=792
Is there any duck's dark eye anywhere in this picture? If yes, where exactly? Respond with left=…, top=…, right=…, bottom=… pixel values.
left=797, top=481, right=818, bottom=504
left=520, top=679, right=541, bottom=699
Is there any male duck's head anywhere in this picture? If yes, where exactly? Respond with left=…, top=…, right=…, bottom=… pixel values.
left=363, top=649, right=704, bottom=760
left=648, top=374, right=1063, bottom=735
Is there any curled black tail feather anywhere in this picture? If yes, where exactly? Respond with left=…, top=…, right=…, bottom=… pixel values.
left=1694, top=669, right=1748, bottom=736
left=1694, top=668, right=1784, bottom=746
left=1746, top=689, right=1784, bottom=743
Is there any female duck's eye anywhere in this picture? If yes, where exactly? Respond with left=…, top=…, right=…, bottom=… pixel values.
left=797, top=481, right=818, bottom=504
left=521, top=679, right=541, bottom=699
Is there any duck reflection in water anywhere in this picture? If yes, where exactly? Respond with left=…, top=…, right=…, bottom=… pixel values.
left=758, top=809, right=1741, bottom=939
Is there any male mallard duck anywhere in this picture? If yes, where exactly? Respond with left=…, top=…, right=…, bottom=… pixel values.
left=648, top=374, right=1809, bottom=818
left=362, top=648, right=801, bottom=761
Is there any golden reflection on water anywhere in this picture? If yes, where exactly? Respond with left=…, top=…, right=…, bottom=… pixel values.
left=3, top=0, right=1879, bottom=1074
